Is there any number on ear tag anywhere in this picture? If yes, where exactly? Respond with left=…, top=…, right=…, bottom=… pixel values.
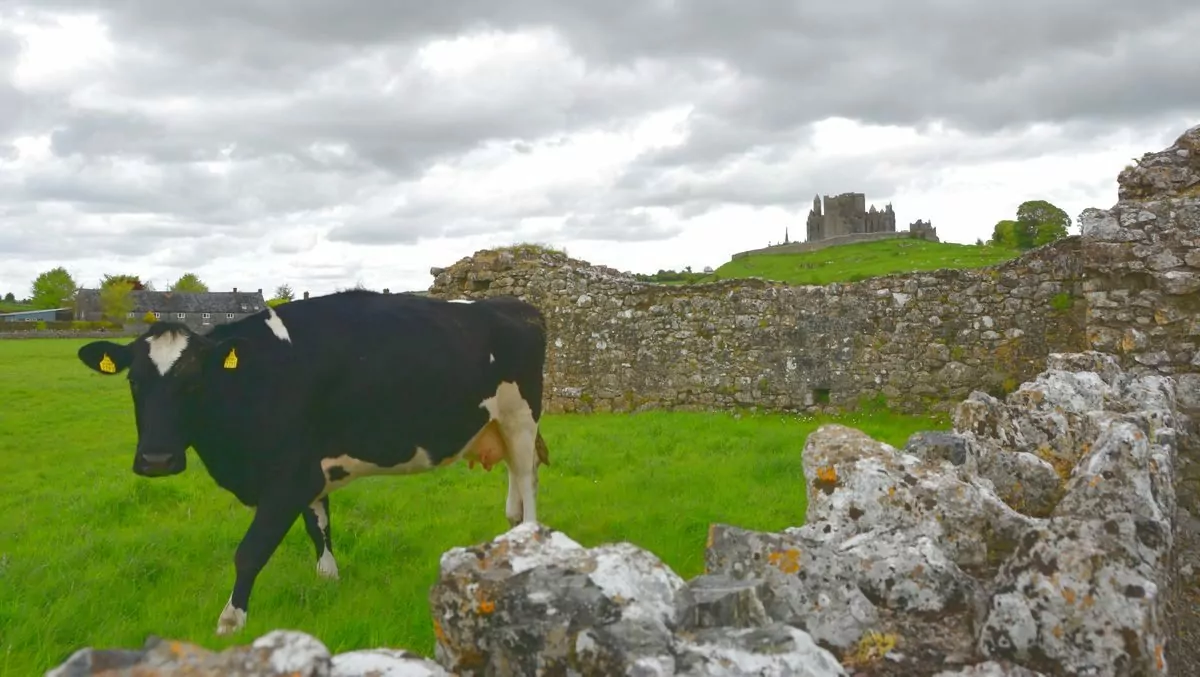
left=223, top=348, right=239, bottom=370
left=99, top=354, right=116, bottom=374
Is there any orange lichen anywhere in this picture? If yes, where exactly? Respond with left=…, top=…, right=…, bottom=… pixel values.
left=433, top=618, right=447, bottom=643
left=1157, top=644, right=1165, bottom=670
left=816, top=466, right=838, bottom=483
left=1063, top=588, right=1076, bottom=605
left=476, top=600, right=495, bottom=614
left=768, top=549, right=802, bottom=574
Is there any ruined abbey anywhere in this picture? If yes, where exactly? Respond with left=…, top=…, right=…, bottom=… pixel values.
left=805, top=192, right=937, bottom=243
left=730, top=191, right=939, bottom=260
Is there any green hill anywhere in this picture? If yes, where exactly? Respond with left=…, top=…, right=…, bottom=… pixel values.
left=702, top=239, right=1022, bottom=286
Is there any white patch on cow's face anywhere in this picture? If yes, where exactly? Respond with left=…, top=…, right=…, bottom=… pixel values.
left=264, top=306, right=292, bottom=343
left=146, top=331, right=189, bottom=375
left=448, top=298, right=473, bottom=303
left=489, top=353, right=495, bottom=363
left=318, top=447, right=435, bottom=497
left=479, top=381, right=540, bottom=526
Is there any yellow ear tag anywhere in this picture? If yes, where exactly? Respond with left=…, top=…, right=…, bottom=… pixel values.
left=223, top=348, right=239, bottom=370
left=99, top=353, right=116, bottom=374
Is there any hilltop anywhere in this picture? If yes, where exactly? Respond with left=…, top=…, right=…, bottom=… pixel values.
left=641, top=238, right=1023, bottom=286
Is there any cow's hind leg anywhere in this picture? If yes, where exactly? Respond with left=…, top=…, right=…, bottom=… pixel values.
left=302, top=495, right=338, bottom=580
left=493, top=383, right=540, bottom=527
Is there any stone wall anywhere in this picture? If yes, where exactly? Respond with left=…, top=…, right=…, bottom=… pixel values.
left=430, top=239, right=1087, bottom=416
left=430, top=129, right=1200, bottom=419
left=48, top=350, right=1196, bottom=676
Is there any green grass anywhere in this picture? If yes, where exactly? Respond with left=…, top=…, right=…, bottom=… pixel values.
left=706, top=239, right=1021, bottom=286
left=0, top=338, right=948, bottom=674
left=0, top=302, right=32, bottom=314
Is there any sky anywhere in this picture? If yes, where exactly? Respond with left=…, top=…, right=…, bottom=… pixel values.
left=1, top=2, right=1197, bottom=299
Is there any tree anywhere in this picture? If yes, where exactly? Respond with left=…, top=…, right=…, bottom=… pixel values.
left=989, top=219, right=1024, bottom=249
left=29, top=267, right=77, bottom=309
left=273, top=283, right=294, bottom=302
left=1016, top=199, right=1071, bottom=247
left=99, top=279, right=135, bottom=322
left=2, top=292, right=14, bottom=303
left=170, top=273, right=209, bottom=293
left=101, top=274, right=151, bottom=291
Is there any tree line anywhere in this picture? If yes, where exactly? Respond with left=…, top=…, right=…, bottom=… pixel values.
left=6, top=268, right=298, bottom=321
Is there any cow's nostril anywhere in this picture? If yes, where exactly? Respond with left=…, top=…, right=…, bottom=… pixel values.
left=142, top=453, right=173, bottom=466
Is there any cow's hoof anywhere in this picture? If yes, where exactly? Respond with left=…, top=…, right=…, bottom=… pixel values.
left=317, top=551, right=340, bottom=580
left=216, top=602, right=246, bottom=635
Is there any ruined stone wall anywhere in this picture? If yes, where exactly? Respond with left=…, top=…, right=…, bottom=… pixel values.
left=429, top=239, right=1087, bottom=415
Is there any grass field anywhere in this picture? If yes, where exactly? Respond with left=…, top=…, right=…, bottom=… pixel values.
left=706, top=239, right=1021, bottom=286
left=0, top=338, right=949, bottom=674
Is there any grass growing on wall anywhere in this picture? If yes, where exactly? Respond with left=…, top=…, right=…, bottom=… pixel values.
left=0, top=338, right=947, bottom=673
left=710, top=239, right=1021, bottom=286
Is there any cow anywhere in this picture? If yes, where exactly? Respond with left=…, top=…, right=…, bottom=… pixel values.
left=74, top=290, right=550, bottom=635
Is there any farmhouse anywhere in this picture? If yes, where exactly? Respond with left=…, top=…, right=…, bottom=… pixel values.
left=73, top=288, right=267, bottom=329
left=0, top=307, right=71, bottom=322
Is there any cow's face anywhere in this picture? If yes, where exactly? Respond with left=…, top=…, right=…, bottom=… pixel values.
left=77, top=324, right=244, bottom=478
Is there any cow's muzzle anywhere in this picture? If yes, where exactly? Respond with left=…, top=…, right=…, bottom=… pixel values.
left=134, top=452, right=185, bottom=477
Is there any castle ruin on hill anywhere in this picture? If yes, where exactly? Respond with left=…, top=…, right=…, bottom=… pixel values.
left=732, top=191, right=939, bottom=259
left=806, top=192, right=896, bottom=240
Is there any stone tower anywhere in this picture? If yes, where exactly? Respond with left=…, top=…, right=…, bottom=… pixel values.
left=806, top=192, right=897, bottom=242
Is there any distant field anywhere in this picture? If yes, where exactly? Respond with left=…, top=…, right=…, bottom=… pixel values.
left=706, top=239, right=1021, bottom=286
left=0, top=338, right=949, bottom=674
left=0, top=302, right=32, bottom=313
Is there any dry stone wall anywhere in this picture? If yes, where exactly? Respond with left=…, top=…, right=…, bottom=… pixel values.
left=430, top=127, right=1200, bottom=417
left=430, top=242, right=1086, bottom=416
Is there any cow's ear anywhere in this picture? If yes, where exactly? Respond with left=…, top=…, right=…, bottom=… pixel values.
left=205, top=338, right=249, bottom=374
left=78, top=341, right=132, bottom=375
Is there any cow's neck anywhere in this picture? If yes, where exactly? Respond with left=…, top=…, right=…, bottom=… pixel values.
left=187, top=416, right=261, bottom=506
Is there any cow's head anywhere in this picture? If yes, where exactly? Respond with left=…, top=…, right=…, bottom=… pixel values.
left=77, top=323, right=247, bottom=478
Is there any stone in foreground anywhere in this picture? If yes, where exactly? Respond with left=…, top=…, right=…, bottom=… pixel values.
left=429, top=521, right=846, bottom=676
left=44, top=630, right=448, bottom=677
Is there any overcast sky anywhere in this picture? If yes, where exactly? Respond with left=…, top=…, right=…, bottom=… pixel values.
left=1, top=2, right=1197, bottom=298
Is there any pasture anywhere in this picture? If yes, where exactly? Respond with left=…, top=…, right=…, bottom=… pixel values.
left=0, top=337, right=949, bottom=673
left=711, top=238, right=1021, bottom=285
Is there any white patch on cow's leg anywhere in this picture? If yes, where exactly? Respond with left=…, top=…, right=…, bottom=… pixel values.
left=264, top=306, right=292, bottom=343
left=481, top=381, right=540, bottom=526
left=216, top=596, right=247, bottom=635
left=505, top=463, right=523, bottom=527
left=448, top=298, right=473, bottom=303
left=317, top=549, right=339, bottom=579
left=310, top=499, right=339, bottom=580
left=146, top=331, right=189, bottom=375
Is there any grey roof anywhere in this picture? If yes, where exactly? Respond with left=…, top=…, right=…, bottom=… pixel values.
left=0, top=307, right=69, bottom=317
left=76, top=289, right=267, bottom=315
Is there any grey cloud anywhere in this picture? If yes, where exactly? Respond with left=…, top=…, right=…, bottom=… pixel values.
left=3, top=0, right=1198, bottom=266
left=560, top=211, right=683, bottom=242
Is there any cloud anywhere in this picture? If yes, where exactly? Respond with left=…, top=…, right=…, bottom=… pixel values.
left=0, top=1, right=1197, bottom=298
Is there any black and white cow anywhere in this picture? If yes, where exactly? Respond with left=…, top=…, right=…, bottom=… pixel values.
left=75, top=290, right=549, bottom=635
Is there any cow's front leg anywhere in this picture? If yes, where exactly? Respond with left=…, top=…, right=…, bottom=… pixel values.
left=302, top=495, right=338, bottom=580
left=217, top=491, right=310, bottom=635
